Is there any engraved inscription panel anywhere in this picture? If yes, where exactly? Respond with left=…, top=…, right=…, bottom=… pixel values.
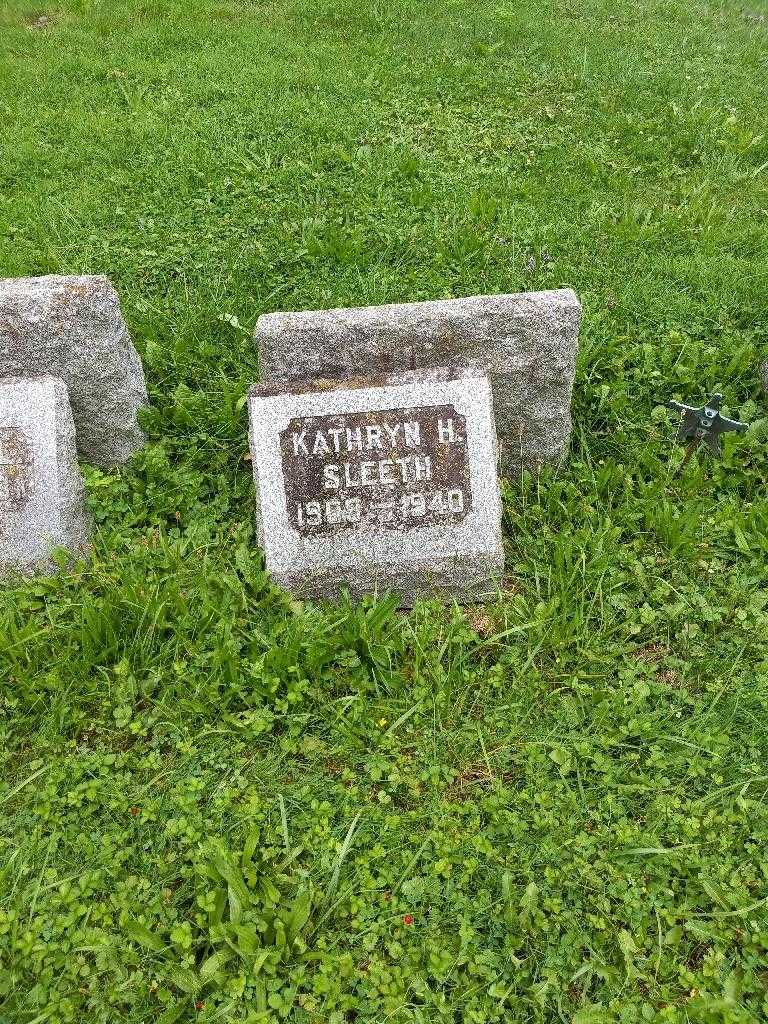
left=0, top=427, right=33, bottom=512
left=280, top=404, right=472, bottom=536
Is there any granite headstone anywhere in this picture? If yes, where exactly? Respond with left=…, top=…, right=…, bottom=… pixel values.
left=255, top=289, right=581, bottom=478
left=0, top=377, right=90, bottom=575
left=0, top=275, right=148, bottom=466
left=248, top=367, right=504, bottom=605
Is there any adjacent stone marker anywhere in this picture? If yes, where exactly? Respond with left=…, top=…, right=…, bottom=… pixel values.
left=0, top=377, right=90, bottom=574
left=255, top=289, right=581, bottom=478
left=0, top=275, right=148, bottom=466
left=248, top=368, right=504, bottom=604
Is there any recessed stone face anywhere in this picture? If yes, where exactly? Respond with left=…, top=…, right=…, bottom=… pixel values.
left=0, top=377, right=90, bottom=575
left=255, top=289, right=581, bottom=479
left=0, top=275, right=148, bottom=467
left=248, top=367, right=504, bottom=606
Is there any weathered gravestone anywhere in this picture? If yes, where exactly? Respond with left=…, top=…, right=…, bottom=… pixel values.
left=0, top=377, right=90, bottom=574
left=0, top=275, right=148, bottom=466
left=255, top=289, right=581, bottom=479
left=248, top=367, right=504, bottom=604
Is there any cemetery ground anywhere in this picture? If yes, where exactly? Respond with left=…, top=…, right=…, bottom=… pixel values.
left=1, top=0, right=767, bottom=1020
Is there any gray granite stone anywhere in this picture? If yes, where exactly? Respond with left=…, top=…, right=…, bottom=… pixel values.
left=761, top=360, right=768, bottom=394
left=255, top=289, right=581, bottom=479
left=0, top=377, right=90, bottom=575
left=0, top=275, right=148, bottom=466
left=248, top=367, right=504, bottom=605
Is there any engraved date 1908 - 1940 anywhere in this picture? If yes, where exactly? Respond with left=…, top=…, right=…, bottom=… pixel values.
left=297, top=487, right=467, bottom=530
left=280, top=404, right=472, bottom=536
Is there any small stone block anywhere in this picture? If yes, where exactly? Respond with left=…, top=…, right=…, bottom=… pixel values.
left=255, top=289, right=581, bottom=478
left=248, top=367, right=504, bottom=605
left=0, top=275, right=148, bottom=466
left=0, top=377, right=90, bottom=575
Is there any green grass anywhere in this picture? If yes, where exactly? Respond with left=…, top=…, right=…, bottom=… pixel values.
left=2, top=0, right=768, bottom=1020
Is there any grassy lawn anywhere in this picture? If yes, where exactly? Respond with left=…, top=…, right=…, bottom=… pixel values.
left=2, top=0, right=768, bottom=1020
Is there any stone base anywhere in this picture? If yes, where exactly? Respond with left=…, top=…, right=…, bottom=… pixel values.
left=0, top=275, right=148, bottom=466
left=255, top=289, right=581, bottom=479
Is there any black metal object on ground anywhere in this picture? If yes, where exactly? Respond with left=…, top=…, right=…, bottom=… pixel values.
left=666, top=393, right=748, bottom=459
